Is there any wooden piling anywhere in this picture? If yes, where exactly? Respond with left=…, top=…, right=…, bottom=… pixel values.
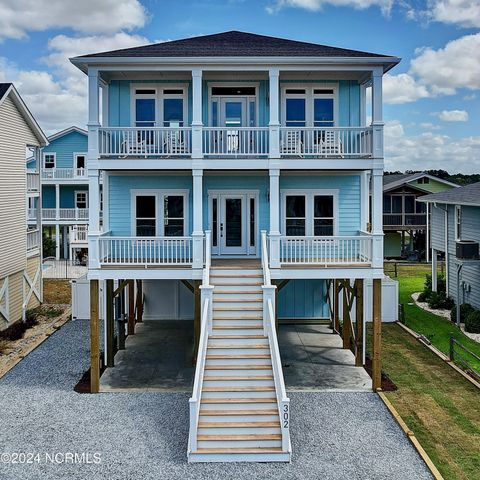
left=372, top=278, right=382, bottom=390
left=355, top=279, right=364, bottom=367
left=89, top=279, right=100, bottom=393
left=106, top=279, right=114, bottom=368
left=128, top=280, right=135, bottom=335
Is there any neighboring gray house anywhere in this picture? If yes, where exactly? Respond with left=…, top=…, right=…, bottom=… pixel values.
left=418, top=182, right=480, bottom=311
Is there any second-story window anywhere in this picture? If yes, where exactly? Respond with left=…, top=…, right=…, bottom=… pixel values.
left=43, top=153, right=55, bottom=169
left=136, top=195, right=156, bottom=236
left=164, top=195, right=184, bottom=236
left=163, top=90, right=184, bottom=127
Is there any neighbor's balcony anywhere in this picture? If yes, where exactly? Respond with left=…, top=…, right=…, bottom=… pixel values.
left=276, top=233, right=373, bottom=266
left=98, top=126, right=373, bottom=159
left=383, top=213, right=427, bottom=229
left=28, top=208, right=89, bottom=221
left=42, top=168, right=87, bottom=180
left=27, top=171, right=40, bottom=193
left=27, top=229, right=40, bottom=252
left=98, top=235, right=194, bottom=267
left=70, top=225, right=88, bottom=244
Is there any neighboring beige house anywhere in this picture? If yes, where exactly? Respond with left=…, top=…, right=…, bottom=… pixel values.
left=0, top=83, right=48, bottom=330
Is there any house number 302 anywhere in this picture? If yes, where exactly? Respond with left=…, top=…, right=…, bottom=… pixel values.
left=282, top=404, right=289, bottom=429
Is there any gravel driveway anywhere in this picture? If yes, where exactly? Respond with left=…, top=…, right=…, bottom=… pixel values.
left=0, top=319, right=432, bottom=480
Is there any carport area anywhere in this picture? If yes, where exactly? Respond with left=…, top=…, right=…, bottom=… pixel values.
left=279, top=324, right=372, bottom=391
left=99, top=320, right=371, bottom=393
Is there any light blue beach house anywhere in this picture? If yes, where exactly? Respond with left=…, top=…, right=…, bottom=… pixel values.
left=71, top=31, right=399, bottom=462
left=28, top=127, right=89, bottom=262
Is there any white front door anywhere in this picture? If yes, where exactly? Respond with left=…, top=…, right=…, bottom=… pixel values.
left=209, top=192, right=258, bottom=256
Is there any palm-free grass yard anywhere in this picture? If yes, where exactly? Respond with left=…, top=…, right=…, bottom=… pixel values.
left=367, top=263, right=480, bottom=479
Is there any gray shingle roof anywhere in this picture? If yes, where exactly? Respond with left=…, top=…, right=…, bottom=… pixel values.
left=418, top=182, right=480, bottom=207
left=77, top=31, right=395, bottom=59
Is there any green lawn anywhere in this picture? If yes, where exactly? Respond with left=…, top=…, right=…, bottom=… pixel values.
left=368, top=323, right=480, bottom=480
left=392, top=263, right=480, bottom=374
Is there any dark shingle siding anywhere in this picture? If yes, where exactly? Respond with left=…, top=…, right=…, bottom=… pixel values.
left=78, top=31, right=393, bottom=59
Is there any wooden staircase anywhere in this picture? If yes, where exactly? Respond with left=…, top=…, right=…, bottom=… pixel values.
left=188, top=264, right=291, bottom=463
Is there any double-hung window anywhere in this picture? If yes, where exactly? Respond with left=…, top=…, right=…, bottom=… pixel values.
left=455, top=205, right=462, bottom=241
left=133, top=191, right=188, bottom=237
left=43, top=153, right=55, bottom=169
left=75, top=191, right=88, bottom=209
left=283, top=190, right=337, bottom=237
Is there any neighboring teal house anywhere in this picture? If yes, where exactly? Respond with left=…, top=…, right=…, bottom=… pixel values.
left=71, top=31, right=399, bottom=462
left=383, top=172, right=458, bottom=259
left=28, top=126, right=89, bottom=262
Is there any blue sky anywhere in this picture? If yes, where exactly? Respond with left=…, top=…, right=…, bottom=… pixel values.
left=1, top=0, right=479, bottom=173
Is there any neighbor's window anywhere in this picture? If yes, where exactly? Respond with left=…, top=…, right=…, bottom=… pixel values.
left=313, top=195, right=334, bottom=235
left=75, top=154, right=86, bottom=170
left=163, top=195, right=184, bottom=236
left=136, top=196, right=156, bottom=236
left=285, top=195, right=306, bottom=236
left=455, top=205, right=462, bottom=241
left=75, top=192, right=88, bottom=209
left=44, top=154, right=55, bottom=169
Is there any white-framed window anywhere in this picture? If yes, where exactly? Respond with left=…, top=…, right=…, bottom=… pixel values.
left=281, top=189, right=338, bottom=236
left=455, top=205, right=462, bottom=241
left=43, top=153, right=56, bottom=169
left=131, top=190, right=189, bottom=237
left=75, top=191, right=88, bottom=209
left=131, top=84, right=188, bottom=127
left=282, top=85, right=337, bottom=128
left=74, top=153, right=86, bottom=170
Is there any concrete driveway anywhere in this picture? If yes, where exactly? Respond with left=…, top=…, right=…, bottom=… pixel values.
left=0, top=319, right=432, bottom=480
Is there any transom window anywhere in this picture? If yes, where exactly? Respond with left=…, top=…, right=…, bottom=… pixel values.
left=132, top=85, right=187, bottom=127
left=43, top=153, right=55, bottom=169
left=283, top=86, right=336, bottom=128
left=133, top=190, right=188, bottom=237
left=282, top=190, right=337, bottom=236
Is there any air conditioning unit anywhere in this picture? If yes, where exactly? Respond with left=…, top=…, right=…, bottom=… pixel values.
left=456, top=240, right=479, bottom=260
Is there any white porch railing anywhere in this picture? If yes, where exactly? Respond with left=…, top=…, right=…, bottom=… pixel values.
left=27, top=229, right=40, bottom=251
left=98, top=236, right=194, bottom=266
left=278, top=234, right=372, bottom=265
left=42, top=168, right=87, bottom=180
left=383, top=213, right=427, bottom=227
left=41, top=208, right=89, bottom=221
left=203, top=127, right=269, bottom=156
left=261, top=230, right=291, bottom=454
left=28, top=208, right=37, bottom=220
left=70, top=225, right=88, bottom=243
left=99, top=127, right=192, bottom=157
left=26, top=172, right=40, bottom=192
left=280, top=127, right=372, bottom=158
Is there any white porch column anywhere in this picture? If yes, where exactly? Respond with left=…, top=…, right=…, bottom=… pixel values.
left=371, top=68, right=384, bottom=159
left=191, top=69, right=203, bottom=159
left=55, top=183, right=60, bottom=220
left=55, top=224, right=60, bottom=260
left=192, top=169, right=204, bottom=269
left=432, top=248, right=438, bottom=292
left=87, top=68, right=101, bottom=270
left=269, top=169, right=280, bottom=268
left=371, top=169, right=384, bottom=268
left=268, top=68, right=280, bottom=159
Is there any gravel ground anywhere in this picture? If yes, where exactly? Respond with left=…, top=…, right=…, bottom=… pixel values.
left=0, top=319, right=432, bottom=480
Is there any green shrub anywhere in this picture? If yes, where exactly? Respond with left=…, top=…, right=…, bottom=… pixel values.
left=427, top=291, right=455, bottom=310
left=465, top=310, right=480, bottom=333
left=25, top=308, right=40, bottom=327
left=417, top=291, right=429, bottom=302
left=42, top=234, right=56, bottom=258
left=450, top=303, right=475, bottom=323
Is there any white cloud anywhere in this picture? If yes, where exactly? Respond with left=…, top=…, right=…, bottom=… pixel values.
left=3, top=32, right=150, bottom=134
left=427, top=0, right=480, bottom=28
left=433, top=110, right=469, bottom=122
left=410, top=33, right=480, bottom=95
left=419, top=122, right=443, bottom=130
left=267, top=0, right=394, bottom=15
left=383, top=73, right=429, bottom=104
left=0, top=0, right=148, bottom=40
left=384, top=120, right=480, bottom=174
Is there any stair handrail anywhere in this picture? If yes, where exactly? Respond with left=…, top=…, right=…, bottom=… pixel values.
left=266, top=296, right=291, bottom=454
left=261, top=230, right=271, bottom=286
left=203, top=230, right=211, bottom=287
left=188, top=296, right=210, bottom=453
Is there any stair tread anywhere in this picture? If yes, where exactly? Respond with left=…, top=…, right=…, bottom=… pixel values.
left=212, top=326, right=263, bottom=330
left=206, top=354, right=271, bottom=359
left=203, top=386, right=275, bottom=392
left=205, top=365, right=271, bottom=370
left=207, top=344, right=268, bottom=349
left=214, top=290, right=263, bottom=294
left=213, top=316, right=263, bottom=320
left=198, top=434, right=281, bottom=441
left=204, top=376, right=273, bottom=381
left=195, top=447, right=283, bottom=454
left=210, top=335, right=265, bottom=339
left=213, top=299, right=262, bottom=302
left=201, top=398, right=276, bottom=404
left=199, top=409, right=278, bottom=416
left=214, top=307, right=263, bottom=311
left=211, top=274, right=263, bottom=278
left=199, top=422, right=280, bottom=428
